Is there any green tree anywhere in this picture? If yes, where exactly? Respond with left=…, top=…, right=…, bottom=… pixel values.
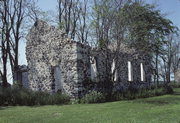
left=121, top=2, right=175, bottom=53
left=120, top=2, right=177, bottom=85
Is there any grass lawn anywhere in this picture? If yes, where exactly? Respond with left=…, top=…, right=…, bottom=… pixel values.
left=0, top=88, right=180, bottom=123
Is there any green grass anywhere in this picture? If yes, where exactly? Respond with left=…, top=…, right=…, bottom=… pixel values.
left=0, top=88, right=180, bottom=123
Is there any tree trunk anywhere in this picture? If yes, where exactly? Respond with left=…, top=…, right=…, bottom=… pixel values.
left=2, top=61, right=8, bottom=87
left=155, top=52, right=159, bottom=87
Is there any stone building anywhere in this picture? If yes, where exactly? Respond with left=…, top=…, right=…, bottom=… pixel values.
left=25, top=20, right=152, bottom=98
left=0, top=76, right=2, bottom=86
left=17, top=65, right=29, bottom=88
left=175, top=70, right=180, bottom=83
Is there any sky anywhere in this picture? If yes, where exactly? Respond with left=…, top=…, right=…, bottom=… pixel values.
left=19, top=0, right=180, bottom=66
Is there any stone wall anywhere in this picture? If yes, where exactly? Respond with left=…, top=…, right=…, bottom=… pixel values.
left=175, top=70, right=180, bottom=83
left=0, top=76, right=2, bottom=86
left=19, top=65, right=29, bottom=88
left=111, top=53, right=152, bottom=91
left=60, top=42, right=91, bottom=98
left=60, top=42, right=79, bottom=97
left=90, top=49, right=113, bottom=82
left=91, top=45, right=152, bottom=82
left=26, top=20, right=91, bottom=98
left=26, top=20, right=152, bottom=98
left=12, top=65, right=29, bottom=88
left=90, top=44, right=152, bottom=91
left=26, top=20, right=62, bottom=92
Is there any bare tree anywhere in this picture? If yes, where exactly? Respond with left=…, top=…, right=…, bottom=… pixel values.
left=0, top=0, right=39, bottom=87
left=26, top=0, right=39, bottom=22
left=159, top=33, right=180, bottom=84
left=57, top=0, right=88, bottom=41
left=171, top=35, right=180, bottom=80
left=91, top=0, right=129, bottom=86
left=57, top=0, right=75, bottom=36
left=76, top=0, right=89, bottom=43
left=0, top=0, right=12, bottom=87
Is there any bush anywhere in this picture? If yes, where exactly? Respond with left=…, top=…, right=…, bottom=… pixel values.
left=80, top=91, right=105, bottom=104
left=111, top=87, right=168, bottom=101
left=162, top=85, right=174, bottom=94
left=112, top=93, right=124, bottom=101
left=0, top=87, right=70, bottom=106
left=170, top=83, right=180, bottom=88
left=50, top=93, right=70, bottom=105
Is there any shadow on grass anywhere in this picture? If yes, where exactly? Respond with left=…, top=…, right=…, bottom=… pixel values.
left=0, top=106, right=13, bottom=110
left=173, top=93, right=180, bottom=96
left=134, top=95, right=180, bottom=106
left=0, top=104, right=69, bottom=111
left=173, top=90, right=180, bottom=95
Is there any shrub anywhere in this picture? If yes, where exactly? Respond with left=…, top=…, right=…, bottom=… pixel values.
left=170, top=83, right=180, bottom=88
left=0, top=87, right=5, bottom=105
left=50, top=93, right=70, bottom=105
left=123, top=90, right=136, bottom=100
left=0, top=87, right=15, bottom=105
left=112, top=93, right=124, bottom=101
left=0, top=87, right=70, bottom=106
left=33, top=91, right=50, bottom=105
left=80, top=91, right=105, bottom=104
left=111, top=87, right=168, bottom=101
left=162, top=85, right=174, bottom=94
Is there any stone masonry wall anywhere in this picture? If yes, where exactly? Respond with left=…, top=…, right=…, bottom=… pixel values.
left=26, top=20, right=152, bottom=98
left=60, top=42, right=91, bottom=98
left=26, top=20, right=63, bottom=92
left=91, top=44, right=152, bottom=91
left=26, top=20, right=91, bottom=98
left=175, top=70, right=180, bottom=83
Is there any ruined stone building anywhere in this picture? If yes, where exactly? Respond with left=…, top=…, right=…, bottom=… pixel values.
left=20, top=20, right=152, bottom=98
left=0, top=76, right=2, bottom=86
left=175, top=70, right=180, bottom=83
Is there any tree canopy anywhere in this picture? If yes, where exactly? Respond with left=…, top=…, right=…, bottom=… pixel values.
left=121, top=2, right=177, bottom=54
